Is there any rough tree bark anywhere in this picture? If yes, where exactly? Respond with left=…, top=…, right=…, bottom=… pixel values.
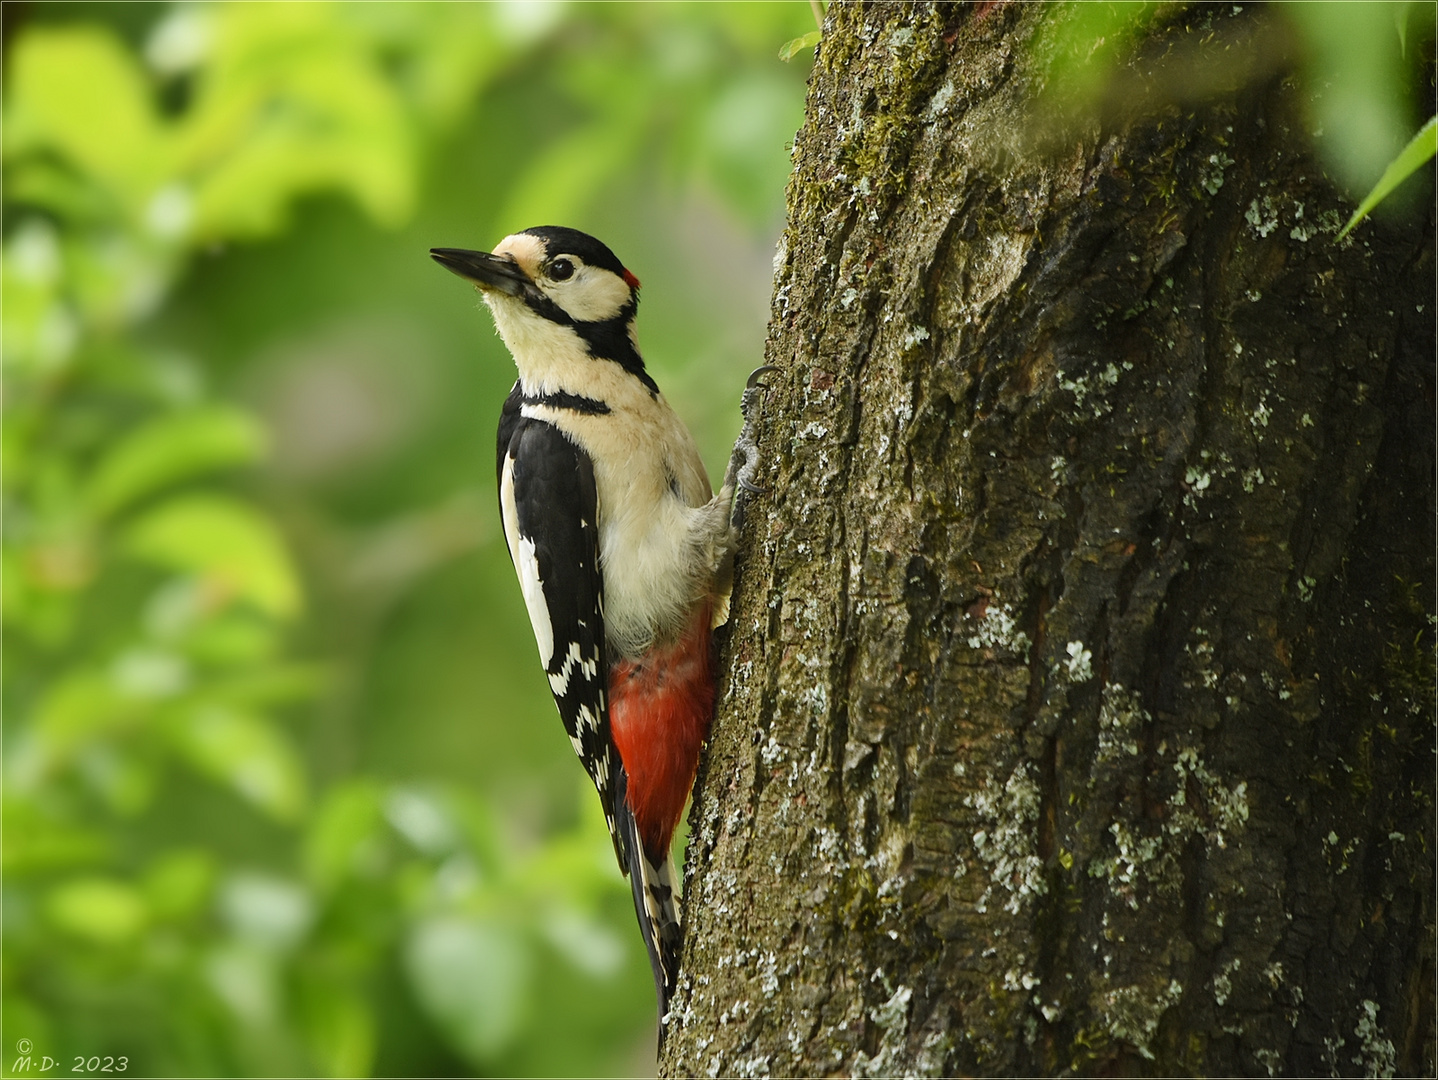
left=661, top=3, right=1434, bottom=1077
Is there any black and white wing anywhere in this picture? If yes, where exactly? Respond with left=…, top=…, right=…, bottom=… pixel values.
left=496, top=388, right=681, bottom=1017
left=497, top=391, right=623, bottom=863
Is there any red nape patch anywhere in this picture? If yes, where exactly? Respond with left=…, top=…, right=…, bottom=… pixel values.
left=609, top=605, right=714, bottom=858
left=622, top=267, right=641, bottom=291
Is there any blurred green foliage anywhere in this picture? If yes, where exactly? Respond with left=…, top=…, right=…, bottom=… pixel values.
left=1340, top=115, right=1437, bottom=238
left=7, top=3, right=1429, bottom=1078
left=3, top=2, right=812, bottom=1075
left=1036, top=1, right=1435, bottom=209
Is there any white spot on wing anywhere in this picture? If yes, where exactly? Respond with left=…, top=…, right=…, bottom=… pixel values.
left=500, top=455, right=555, bottom=666
left=548, top=640, right=595, bottom=697
left=543, top=641, right=601, bottom=701
left=516, top=537, right=553, bottom=665
left=499, top=456, right=522, bottom=561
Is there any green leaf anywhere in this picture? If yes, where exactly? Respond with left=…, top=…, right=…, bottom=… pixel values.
left=700, top=72, right=807, bottom=222
left=1283, top=1, right=1414, bottom=195
left=1038, top=1, right=1158, bottom=107
left=121, top=494, right=301, bottom=618
left=1338, top=116, right=1437, bottom=238
left=172, top=706, right=308, bottom=821
left=2, top=221, right=72, bottom=373
left=300, top=983, right=376, bottom=1080
left=514, top=780, right=629, bottom=907
left=2, top=798, right=109, bottom=874
left=205, top=664, right=327, bottom=708
left=204, top=941, right=282, bottom=1026
left=77, top=743, right=158, bottom=817
left=496, top=121, right=642, bottom=239
left=305, top=779, right=386, bottom=890
left=34, top=669, right=158, bottom=757
left=86, top=406, right=268, bottom=517
left=218, top=872, right=315, bottom=950
left=4, top=160, right=117, bottom=223
left=540, top=905, right=626, bottom=979
left=178, top=5, right=417, bottom=238
left=405, top=915, right=533, bottom=1063
left=385, top=787, right=461, bottom=857
left=778, top=30, right=822, bottom=61
left=143, top=849, right=217, bottom=921
left=363, top=3, right=507, bottom=132
left=46, top=876, right=148, bottom=945
left=179, top=611, right=280, bottom=666
left=5, top=26, right=165, bottom=205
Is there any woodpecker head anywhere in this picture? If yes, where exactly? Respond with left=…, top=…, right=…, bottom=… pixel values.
left=432, top=226, right=655, bottom=394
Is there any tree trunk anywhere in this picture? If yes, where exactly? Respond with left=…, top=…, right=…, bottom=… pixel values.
left=662, top=3, right=1434, bottom=1077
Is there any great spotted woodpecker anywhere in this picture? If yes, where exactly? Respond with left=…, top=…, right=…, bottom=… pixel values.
left=431, top=227, right=764, bottom=1024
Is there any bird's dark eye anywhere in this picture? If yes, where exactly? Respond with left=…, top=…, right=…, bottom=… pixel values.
left=548, top=258, right=575, bottom=282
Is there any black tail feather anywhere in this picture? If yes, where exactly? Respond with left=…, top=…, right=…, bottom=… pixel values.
left=612, top=768, right=680, bottom=1034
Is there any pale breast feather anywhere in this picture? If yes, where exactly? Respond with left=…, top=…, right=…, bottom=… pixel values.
left=496, top=392, right=626, bottom=867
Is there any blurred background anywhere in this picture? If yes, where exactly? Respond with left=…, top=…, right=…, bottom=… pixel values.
left=3, top=2, right=815, bottom=1075
left=3, top=2, right=1431, bottom=1077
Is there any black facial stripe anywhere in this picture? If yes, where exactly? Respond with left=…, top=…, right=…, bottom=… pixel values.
left=511, top=225, right=655, bottom=395
left=523, top=390, right=611, bottom=415
left=573, top=308, right=659, bottom=397
left=518, top=289, right=659, bottom=398
left=521, top=286, right=577, bottom=327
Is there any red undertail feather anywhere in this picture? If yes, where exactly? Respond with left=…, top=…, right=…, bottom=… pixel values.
left=609, top=604, right=713, bottom=858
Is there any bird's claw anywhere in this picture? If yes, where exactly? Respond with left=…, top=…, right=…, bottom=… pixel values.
left=726, top=366, right=779, bottom=531
left=746, top=365, right=780, bottom=390
left=739, top=366, right=778, bottom=426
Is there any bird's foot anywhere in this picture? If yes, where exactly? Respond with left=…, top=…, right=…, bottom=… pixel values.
left=725, top=365, right=778, bottom=532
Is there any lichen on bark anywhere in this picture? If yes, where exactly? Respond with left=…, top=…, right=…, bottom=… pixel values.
left=663, top=3, right=1434, bottom=1077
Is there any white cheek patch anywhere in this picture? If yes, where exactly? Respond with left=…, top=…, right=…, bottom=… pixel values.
left=551, top=265, right=632, bottom=322
left=488, top=236, right=630, bottom=323
left=500, top=455, right=555, bottom=667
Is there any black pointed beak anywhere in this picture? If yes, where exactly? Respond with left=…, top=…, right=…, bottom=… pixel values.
left=430, top=247, right=530, bottom=297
